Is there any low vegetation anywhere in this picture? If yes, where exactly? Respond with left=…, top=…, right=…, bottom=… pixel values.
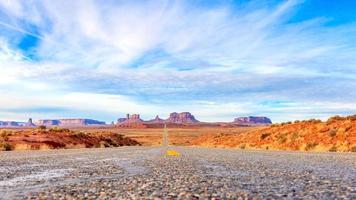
left=328, top=129, right=337, bottom=137
left=192, top=114, right=356, bottom=152
left=0, top=129, right=13, bottom=151
left=305, top=142, right=318, bottom=151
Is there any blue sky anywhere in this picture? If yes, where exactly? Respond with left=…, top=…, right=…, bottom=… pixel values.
left=0, top=0, right=355, bottom=123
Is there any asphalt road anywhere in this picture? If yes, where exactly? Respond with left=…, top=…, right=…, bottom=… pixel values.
left=0, top=147, right=355, bottom=199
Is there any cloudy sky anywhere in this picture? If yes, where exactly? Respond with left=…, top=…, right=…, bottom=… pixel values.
left=0, top=0, right=355, bottom=123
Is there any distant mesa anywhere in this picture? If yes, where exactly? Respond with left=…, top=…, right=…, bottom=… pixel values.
left=166, top=112, right=199, bottom=124
left=36, top=119, right=106, bottom=127
left=117, top=114, right=144, bottom=124
left=234, top=116, right=272, bottom=125
left=116, top=114, right=146, bottom=128
left=0, top=121, right=20, bottom=127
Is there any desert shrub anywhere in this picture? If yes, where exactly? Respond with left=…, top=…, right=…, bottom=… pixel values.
left=345, top=124, right=352, bottom=132
left=38, top=125, right=47, bottom=131
left=75, top=131, right=87, bottom=137
left=49, top=126, right=60, bottom=131
left=239, top=144, right=246, bottom=149
left=105, top=138, right=119, bottom=147
left=115, top=133, right=124, bottom=140
left=49, top=126, right=70, bottom=133
left=0, top=131, right=10, bottom=142
left=49, top=126, right=62, bottom=132
left=346, top=114, right=356, bottom=121
left=307, top=119, right=322, bottom=123
left=277, top=134, right=287, bottom=144
left=0, top=142, right=12, bottom=151
left=327, top=115, right=344, bottom=124
left=260, top=133, right=271, bottom=140
left=291, top=132, right=299, bottom=140
left=330, top=115, right=344, bottom=120
left=305, top=142, right=318, bottom=151
left=328, top=129, right=337, bottom=137
left=329, top=146, right=337, bottom=152
left=270, top=124, right=278, bottom=127
left=0, top=129, right=13, bottom=137
left=294, top=120, right=300, bottom=124
left=281, top=122, right=292, bottom=125
left=351, top=146, right=356, bottom=152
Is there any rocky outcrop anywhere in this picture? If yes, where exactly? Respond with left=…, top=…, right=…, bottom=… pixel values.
left=234, top=116, right=272, bottom=125
left=36, top=119, right=106, bottom=126
left=146, top=115, right=165, bottom=124
left=117, top=114, right=143, bottom=124
left=116, top=114, right=146, bottom=128
left=166, top=112, right=199, bottom=124
left=25, top=118, right=36, bottom=127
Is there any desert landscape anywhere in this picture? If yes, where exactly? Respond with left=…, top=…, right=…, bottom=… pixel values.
left=1, top=0, right=356, bottom=199
left=1, top=114, right=355, bottom=198
left=1, top=113, right=355, bottom=152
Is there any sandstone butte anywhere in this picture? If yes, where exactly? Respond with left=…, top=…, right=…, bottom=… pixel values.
left=192, top=115, right=356, bottom=152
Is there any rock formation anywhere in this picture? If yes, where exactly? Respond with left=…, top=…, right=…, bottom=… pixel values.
left=25, top=118, right=36, bottom=127
left=166, top=112, right=199, bottom=124
left=36, top=119, right=106, bottom=126
left=117, top=114, right=143, bottom=124
left=234, top=116, right=272, bottom=125
left=116, top=114, right=146, bottom=128
left=146, top=115, right=165, bottom=124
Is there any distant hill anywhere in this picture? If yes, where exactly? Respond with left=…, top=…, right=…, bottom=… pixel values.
left=36, top=119, right=106, bottom=126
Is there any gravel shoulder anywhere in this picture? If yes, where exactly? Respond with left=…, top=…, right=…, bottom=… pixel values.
left=0, top=147, right=355, bottom=199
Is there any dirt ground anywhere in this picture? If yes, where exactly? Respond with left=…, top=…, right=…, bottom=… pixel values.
left=69, top=126, right=259, bottom=146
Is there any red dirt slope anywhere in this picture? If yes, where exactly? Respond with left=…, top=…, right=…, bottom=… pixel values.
left=0, top=127, right=140, bottom=151
left=192, top=115, right=356, bottom=152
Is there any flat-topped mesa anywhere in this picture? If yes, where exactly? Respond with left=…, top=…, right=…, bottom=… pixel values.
left=166, top=112, right=199, bottom=124
left=36, top=119, right=106, bottom=127
left=234, top=116, right=272, bottom=125
left=0, top=121, right=20, bottom=127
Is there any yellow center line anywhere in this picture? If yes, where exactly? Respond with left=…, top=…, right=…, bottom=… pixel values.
left=163, top=124, right=180, bottom=156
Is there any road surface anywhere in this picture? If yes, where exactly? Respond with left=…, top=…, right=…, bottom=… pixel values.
left=0, top=147, right=355, bottom=199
